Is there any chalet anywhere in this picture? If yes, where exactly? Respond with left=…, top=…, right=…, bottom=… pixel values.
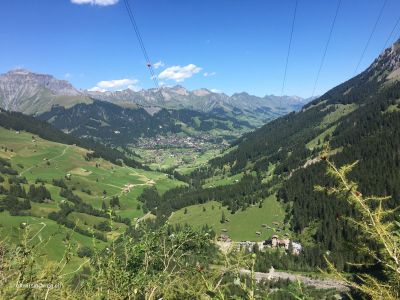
left=122, top=183, right=134, bottom=193
left=264, top=235, right=302, bottom=255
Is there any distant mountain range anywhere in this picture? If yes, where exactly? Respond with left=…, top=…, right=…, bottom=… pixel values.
left=86, top=86, right=312, bottom=124
left=0, top=69, right=312, bottom=124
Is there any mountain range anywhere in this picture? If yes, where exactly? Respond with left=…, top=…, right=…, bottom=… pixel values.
left=0, top=69, right=310, bottom=125
left=86, top=86, right=310, bottom=124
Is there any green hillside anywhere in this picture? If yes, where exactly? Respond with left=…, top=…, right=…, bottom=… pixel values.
left=0, top=126, right=185, bottom=264
left=169, top=195, right=287, bottom=241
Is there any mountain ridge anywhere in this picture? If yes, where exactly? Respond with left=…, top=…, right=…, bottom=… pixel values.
left=38, top=99, right=254, bottom=146
left=0, top=69, right=311, bottom=124
left=86, top=85, right=311, bottom=124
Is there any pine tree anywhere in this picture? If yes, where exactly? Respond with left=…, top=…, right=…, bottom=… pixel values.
left=220, top=211, right=226, bottom=224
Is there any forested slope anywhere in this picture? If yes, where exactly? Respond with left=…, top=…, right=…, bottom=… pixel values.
left=151, top=42, right=400, bottom=270
left=38, top=100, right=254, bottom=146
left=194, top=39, right=400, bottom=270
left=0, top=109, right=145, bottom=169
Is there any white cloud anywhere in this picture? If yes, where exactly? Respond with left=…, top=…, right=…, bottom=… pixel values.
left=211, top=89, right=222, bottom=93
left=71, top=0, right=119, bottom=6
left=88, top=86, right=107, bottom=92
left=97, top=78, right=138, bottom=89
left=64, top=73, right=71, bottom=79
left=153, top=61, right=165, bottom=69
left=88, top=78, right=139, bottom=92
left=203, top=71, right=216, bottom=77
left=158, top=64, right=202, bottom=82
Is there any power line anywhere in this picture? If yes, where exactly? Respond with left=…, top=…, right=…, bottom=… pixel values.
left=281, top=0, right=298, bottom=98
left=279, top=0, right=298, bottom=110
left=123, top=0, right=164, bottom=99
left=382, top=14, right=400, bottom=52
left=353, top=0, right=388, bottom=75
left=311, top=0, right=342, bottom=98
left=396, top=27, right=400, bottom=43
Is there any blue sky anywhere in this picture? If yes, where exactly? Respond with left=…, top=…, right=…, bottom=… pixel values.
left=1, top=0, right=400, bottom=97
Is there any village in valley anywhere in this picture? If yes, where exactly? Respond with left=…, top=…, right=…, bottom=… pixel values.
left=134, top=133, right=228, bottom=150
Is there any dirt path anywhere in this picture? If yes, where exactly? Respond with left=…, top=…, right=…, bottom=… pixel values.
left=103, top=180, right=155, bottom=201
left=240, top=269, right=349, bottom=291
left=134, top=212, right=152, bottom=228
left=21, top=145, right=70, bottom=175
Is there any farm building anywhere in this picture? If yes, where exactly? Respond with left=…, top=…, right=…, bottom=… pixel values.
left=263, top=235, right=302, bottom=255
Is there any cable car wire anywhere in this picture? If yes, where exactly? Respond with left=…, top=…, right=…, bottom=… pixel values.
left=280, top=0, right=298, bottom=109
left=382, top=14, right=400, bottom=52
left=123, top=0, right=162, bottom=93
left=311, top=0, right=341, bottom=98
left=353, top=0, right=388, bottom=75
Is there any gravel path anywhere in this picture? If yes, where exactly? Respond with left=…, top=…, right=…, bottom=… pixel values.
left=240, top=269, right=349, bottom=291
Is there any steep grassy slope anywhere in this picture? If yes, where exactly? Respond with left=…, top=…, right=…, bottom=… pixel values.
left=169, top=195, right=287, bottom=241
left=0, top=126, right=185, bottom=264
left=0, top=108, right=145, bottom=169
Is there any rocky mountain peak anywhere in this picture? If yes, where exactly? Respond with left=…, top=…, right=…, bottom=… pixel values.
left=0, top=69, right=87, bottom=114
left=7, top=68, right=32, bottom=75
left=1, top=69, right=80, bottom=96
left=368, top=38, right=400, bottom=80
left=192, top=88, right=212, bottom=96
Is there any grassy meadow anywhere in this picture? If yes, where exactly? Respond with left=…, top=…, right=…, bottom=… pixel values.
left=0, top=127, right=185, bottom=263
left=169, top=195, right=287, bottom=241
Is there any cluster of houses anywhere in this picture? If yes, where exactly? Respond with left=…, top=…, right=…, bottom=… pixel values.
left=217, top=234, right=302, bottom=255
left=135, top=133, right=228, bottom=150
left=136, top=135, right=208, bottom=149
left=265, top=235, right=302, bottom=255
